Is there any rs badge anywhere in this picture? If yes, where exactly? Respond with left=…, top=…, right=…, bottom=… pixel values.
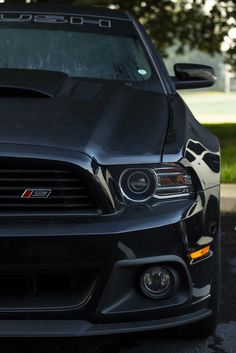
left=21, top=189, right=52, bottom=199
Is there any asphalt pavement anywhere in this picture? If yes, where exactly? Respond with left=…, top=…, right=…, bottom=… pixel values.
left=0, top=212, right=234, bottom=353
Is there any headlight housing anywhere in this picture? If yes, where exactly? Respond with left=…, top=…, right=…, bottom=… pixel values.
left=119, top=169, right=157, bottom=202
left=119, top=164, right=194, bottom=202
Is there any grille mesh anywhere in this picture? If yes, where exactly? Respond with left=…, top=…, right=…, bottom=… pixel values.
left=0, top=159, right=99, bottom=215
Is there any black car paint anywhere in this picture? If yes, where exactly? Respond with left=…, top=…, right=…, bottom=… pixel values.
left=0, top=75, right=168, bottom=164
left=0, top=5, right=220, bottom=336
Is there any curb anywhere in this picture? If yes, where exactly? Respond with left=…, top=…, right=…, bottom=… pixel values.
left=221, top=184, right=236, bottom=213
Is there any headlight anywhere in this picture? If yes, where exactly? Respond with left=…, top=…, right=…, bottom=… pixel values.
left=119, top=164, right=194, bottom=202
left=119, top=169, right=157, bottom=202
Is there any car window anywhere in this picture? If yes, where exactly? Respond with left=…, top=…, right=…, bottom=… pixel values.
left=0, top=28, right=153, bottom=83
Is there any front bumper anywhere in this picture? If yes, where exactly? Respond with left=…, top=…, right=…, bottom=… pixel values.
left=0, top=189, right=219, bottom=336
left=0, top=309, right=211, bottom=337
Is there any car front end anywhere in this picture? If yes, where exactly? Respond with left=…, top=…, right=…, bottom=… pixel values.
left=0, top=5, right=220, bottom=337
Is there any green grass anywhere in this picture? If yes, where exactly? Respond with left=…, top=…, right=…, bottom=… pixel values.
left=204, top=124, right=236, bottom=183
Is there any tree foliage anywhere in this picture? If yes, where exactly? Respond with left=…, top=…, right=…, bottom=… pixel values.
left=3, top=0, right=236, bottom=73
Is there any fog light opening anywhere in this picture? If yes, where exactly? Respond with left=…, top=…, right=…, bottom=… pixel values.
left=140, top=266, right=175, bottom=300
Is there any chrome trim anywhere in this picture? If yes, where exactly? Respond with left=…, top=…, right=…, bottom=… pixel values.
left=154, top=192, right=193, bottom=200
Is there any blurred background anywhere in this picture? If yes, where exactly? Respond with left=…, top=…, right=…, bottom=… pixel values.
left=1, top=0, right=236, bottom=186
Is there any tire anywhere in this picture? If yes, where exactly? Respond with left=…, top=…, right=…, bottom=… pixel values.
left=176, top=233, right=221, bottom=338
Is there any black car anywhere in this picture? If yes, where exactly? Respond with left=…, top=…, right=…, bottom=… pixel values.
left=0, top=5, right=220, bottom=338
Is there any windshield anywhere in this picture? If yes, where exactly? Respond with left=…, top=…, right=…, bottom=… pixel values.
left=0, top=28, right=154, bottom=82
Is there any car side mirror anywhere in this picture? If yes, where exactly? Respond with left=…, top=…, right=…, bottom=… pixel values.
left=172, top=63, right=217, bottom=90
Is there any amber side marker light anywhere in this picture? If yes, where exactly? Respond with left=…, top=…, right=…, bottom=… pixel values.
left=190, top=246, right=210, bottom=260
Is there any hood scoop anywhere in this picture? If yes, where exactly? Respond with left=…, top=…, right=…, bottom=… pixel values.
left=0, top=87, right=52, bottom=98
left=0, top=69, right=68, bottom=98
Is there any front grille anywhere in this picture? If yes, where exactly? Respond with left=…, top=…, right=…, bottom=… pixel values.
left=0, top=269, right=98, bottom=310
left=0, top=158, right=99, bottom=215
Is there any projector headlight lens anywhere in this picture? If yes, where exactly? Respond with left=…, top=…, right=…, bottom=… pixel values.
left=128, top=171, right=150, bottom=194
left=120, top=169, right=157, bottom=202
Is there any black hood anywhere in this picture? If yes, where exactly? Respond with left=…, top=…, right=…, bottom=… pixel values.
left=0, top=70, right=169, bottom=165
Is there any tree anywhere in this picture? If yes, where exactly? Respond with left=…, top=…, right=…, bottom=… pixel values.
left=3, top=0, right=236, bottom=73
